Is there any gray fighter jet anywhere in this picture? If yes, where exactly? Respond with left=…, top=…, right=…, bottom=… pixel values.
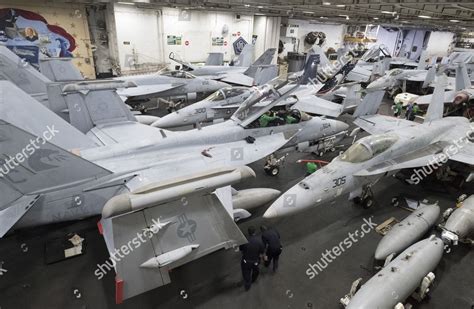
left=0, top=78, right=300, bottom=300
left=0, top=45, right=228, bottom=104
left=413, top=62, right=473, bottom=106
left=170, top=47, right=277, bottom=87
left=365, top=66, right=436, bottom=95
left=115, top=70, right=229, bottom=102
left=0, top=46, right=164, bottom=126
left=264, top=75, right=474, bottom=219
left=153, top=56, right=358, bottom=128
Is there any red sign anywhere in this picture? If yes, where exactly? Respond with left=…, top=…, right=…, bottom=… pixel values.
left=224, top=41, right=228, bottom=46
left=185, top=40, right=189, bottom=46
left=237, top=31, right=241, bottom=36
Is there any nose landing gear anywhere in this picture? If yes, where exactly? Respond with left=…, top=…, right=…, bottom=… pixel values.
left=352, top=186, right=375, bottom=209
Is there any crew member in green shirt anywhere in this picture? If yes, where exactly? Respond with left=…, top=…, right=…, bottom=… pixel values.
left=306, top=162, right=318, bottom=176
left=393, top=101, right=403, bottom=118
left=259, top=112, right=276, bottom=127
left=285, top=115, right=297, bottom=124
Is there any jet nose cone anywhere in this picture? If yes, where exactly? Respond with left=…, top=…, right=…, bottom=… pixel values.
left=151, top=112, right=181, bottom=128
left=262, top=206, right=279, bottom=220
left=263, top=189, right=304, bottom=219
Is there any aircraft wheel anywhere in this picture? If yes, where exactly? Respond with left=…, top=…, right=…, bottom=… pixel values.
left=270, top=166, right=280, bottom=176
left=362, top=196, right=375, bottom=209
left=391, top=197, right=400, bottom=207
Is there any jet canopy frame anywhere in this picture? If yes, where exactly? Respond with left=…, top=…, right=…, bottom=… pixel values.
left=205, top=87, right=250, bottom=102
left=340, top=133, right=399, bottom=163
left=161, top=71, right=196, bottom=79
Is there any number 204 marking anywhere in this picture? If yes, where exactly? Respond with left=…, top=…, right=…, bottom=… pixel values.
left=332, top=176, right=346, bottom=188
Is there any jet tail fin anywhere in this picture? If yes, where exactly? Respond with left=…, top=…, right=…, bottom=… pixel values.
left=251, top=48, right=276, bottom=66
left=233, top=44, right=254, bottom=67
left=0, top=46, right=50, bottom=97
left=0, top=81, right=95, bottom=150
left=372, top=58, right=390, bottom=76
left=417, top=51, right=429, bottom=70
left=39, top=58, right=84, bottom=82
left=205, top=53, right=224, bottom=66
left=243, top=48, right=276, bottom=77
left=455, top=62, right=471, bottom=91
left=422, top=65, right=436, bottom=89
left=353, top=90, right=385, bottom=118
left=47, top=80, right=137, bottom=133
left=342, top=84, right=362, bottom=110
left=307, top=46, right=331, bottom=68
left=424, top=74, right=447, bottom=122
left=252, top=65, right=278, bottom=85
left=300, top=54, right=320, bottom=85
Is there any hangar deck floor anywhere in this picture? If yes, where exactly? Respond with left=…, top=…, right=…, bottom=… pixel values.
left=0, top=110, right=473, bottom=309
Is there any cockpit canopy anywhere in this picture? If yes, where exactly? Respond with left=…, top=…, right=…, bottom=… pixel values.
left=388, top=69, right=404, bottom=77
left=340, top=133, right=399, bottom=163
left=205, top=87, right=249, bottom=102
left=162, top=71, right=195, bottom=79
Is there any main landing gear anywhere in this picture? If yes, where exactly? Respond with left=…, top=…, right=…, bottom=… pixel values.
left=352, top=186, right=375, bottom=209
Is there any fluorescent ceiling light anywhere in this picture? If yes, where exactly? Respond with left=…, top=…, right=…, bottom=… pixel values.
left=450, top=19, right=460, bottom=23
left=373, top=17, right=379, bottom=20
left=339, top=15, right=349, bottom=20
left=118, top=2, right=135, bottom=5
left=304, top=11, right=314, bottom=14
left=322, top=2, right=331, bottom=5
left=257, top=6, right=264, bottom=8
left=381, top=11, right=395, bottom=14
left=418, top=15, right=431, bottom=19
left=320, top=16, right=328, bottom=19
left=336, top=4, right=345, bottom=7
left=244, top=4, right=250, bottom=7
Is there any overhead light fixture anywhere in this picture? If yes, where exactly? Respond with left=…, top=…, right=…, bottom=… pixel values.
left=304, top=11, right=314, bottom=14
left=244, top=4, right=250, bottom=7
left=450, top=19, right=460, bottom=23
left=336, top=4, right=345, bottom=7
left=373, top=17, right=379, bottom=20
left=418, top=15, right=431, bottom=19
left=257, top=6, right=264, bottom=8
left=381, top=11, right=396, bottom=14
left=322, top=2, right=331, bottom=5
left=339, top=14, right=349, bottom=20
left=118, top=2, right=135, bottom=5
left=320, top=16, right=328, bottom=19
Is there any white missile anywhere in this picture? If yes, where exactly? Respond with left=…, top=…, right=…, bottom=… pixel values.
left=375, top=203, right=440, bottom=260
left=140, top=244, right=200, bottom=268
left=343, top=236, right=444, bottom=309
left=442, top=195, right=474, bottom=245
left=102, top=166, right=256, bottom=218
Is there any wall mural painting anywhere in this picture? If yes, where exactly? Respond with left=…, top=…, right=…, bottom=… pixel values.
left=0, top=8, right=76, bottom=67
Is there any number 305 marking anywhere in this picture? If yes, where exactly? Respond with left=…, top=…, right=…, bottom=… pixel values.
left=332, top=176, right=346, bottom=188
